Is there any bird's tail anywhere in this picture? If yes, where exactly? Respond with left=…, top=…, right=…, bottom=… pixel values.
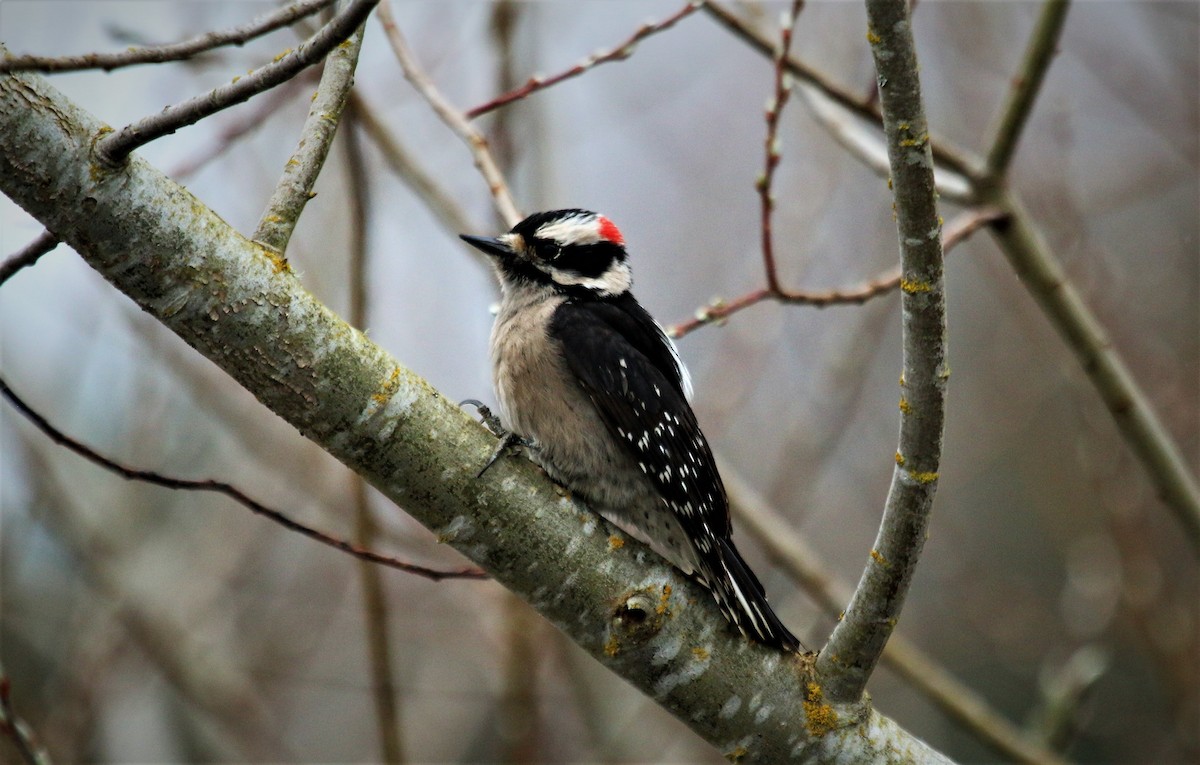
left=703, top=538, right=801, bottom=652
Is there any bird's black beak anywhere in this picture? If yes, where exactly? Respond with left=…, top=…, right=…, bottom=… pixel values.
left=459, top=234, right=512, bottom=259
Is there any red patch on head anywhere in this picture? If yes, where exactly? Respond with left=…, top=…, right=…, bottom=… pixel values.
left=597, top=216, right=625, bottom=246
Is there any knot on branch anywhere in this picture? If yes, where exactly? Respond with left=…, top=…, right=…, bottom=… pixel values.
left=605, top=585, right=671, bottom=655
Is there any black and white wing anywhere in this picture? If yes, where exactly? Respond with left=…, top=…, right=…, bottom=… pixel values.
left=549, top=295, right=799, bottom=650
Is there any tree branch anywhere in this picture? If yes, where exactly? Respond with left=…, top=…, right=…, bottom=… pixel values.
left=722, top=465, right=1068, bottom=765
left=817, top=0, right=947, bottom=704
left=0, top=229, right=58, bottom=285
left=0, top=0, right=336, bottom=74
left=982, top=0, right=1072, bottom=179
left=669, top=206, right=1001, bottom=338
left=0, top=63, right=952, bottom=765
left=0, top=376, right=484, bottom=582
left=702, top=1, right=979, bottom=182
left=252, top=19, right=366, bottom=254
left=465, top=1, right=703, bottom=120
left=375, top=0, right=522, bottom=227
left=95, top=0, right=379, bottom=166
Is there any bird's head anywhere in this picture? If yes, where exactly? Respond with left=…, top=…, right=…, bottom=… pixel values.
left=460, top=209, right=631, bottom=298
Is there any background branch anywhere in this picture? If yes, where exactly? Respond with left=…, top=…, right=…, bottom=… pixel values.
left=0, top=0, right=336, bottom=74
left=0, top=376, right=484, bottom=582
left=95, top=0, right=379, bottom=166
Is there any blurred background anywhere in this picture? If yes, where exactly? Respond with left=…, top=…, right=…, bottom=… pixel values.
left=1, top=1, right=1196, bottom=762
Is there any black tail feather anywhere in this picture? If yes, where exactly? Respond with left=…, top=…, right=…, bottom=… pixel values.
left=704, top=538, right=802, bottom=652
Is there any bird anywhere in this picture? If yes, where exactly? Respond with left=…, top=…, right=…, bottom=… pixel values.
left=460, top=209, right=800, bottom=651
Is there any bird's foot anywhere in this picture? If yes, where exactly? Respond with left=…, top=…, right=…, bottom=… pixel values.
left=461, top=399, right=532, bottom=478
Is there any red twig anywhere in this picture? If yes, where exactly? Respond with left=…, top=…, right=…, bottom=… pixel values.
left=669, top=207, right=1006, bottom=338
left=0, top=376, right=487, bottom=582
left=466, top=2, right=703, bottom=120
left=756, top=0, right=805, bottom=294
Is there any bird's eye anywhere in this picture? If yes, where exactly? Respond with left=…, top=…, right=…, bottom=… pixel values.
left=533, top=240, right=561, bottom=262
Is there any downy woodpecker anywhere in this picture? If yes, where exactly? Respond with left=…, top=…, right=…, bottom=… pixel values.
left=461, top=209, right=799, bottom=651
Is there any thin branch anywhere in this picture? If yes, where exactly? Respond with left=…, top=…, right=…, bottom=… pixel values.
left=350, top=92, right=481, bottom=241
left=721, top=465, right=1069, bottom=765
left=796, top=82, right=974, bottom=205
left=817, top=0, right=947, bottom=704
left=0, top=375, right=486, bottom=582
left=703, top=1, right=980, bottom=181
left=252, top=18, right=366, bottom=254
left=0, top=230, right=58, bottom=286
left=375, top=0, right=522, bottom=227
left=343, top=99, right=406, bottom=765
left=0, top=669, right=51, bottom=765
left=983, top=189, right=1200, bottom=554
left=170, top=71, right=318, bottom=180
left=96, top=0, right=380, bottom=166
left=465, top=1, right=703, bottom=120
left=983, top=0, right=1072, bottom=180
left=757, top=0, right=805, bottom=295
left=669, top=206, right=1002, bottom=338
left=0, top=0, right=336, bottom=73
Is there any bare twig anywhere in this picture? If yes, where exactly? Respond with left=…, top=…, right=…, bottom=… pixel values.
left=703, top=1, right=979, bottom=181
left=465, top=2, right=703, bottom=119
left=170, top=71, right=318, bottom=180
left=757, top=0, right=805, bottom=294
left=0, top=376, right=486, bottom=582
left=96, top=0, right=380, bottom=166
left=971, top=0, right=1200, bottom=554
left=983, top=190, right=1200, bottom=554
left=0, top=0, right=336, bottom=73
left=669, top=206, right=1002, bottom=338
left=983, top=0, right=1072, bottom=179
left=0, top=230, right=58, bottom=286
left=350, top=93, right=481, bottom=240
left=342, top=99, right=406, bottom=764
left=722, top=465, right=1069, bottom=765
left=252, top=18, right=366, bottom=254
left=375, top=0, right=521, bottom=227
left=817, top=0, right=947, bottom=704
left=0, top=669, right=51, bottom=765
left=797, top=82, right=974, bottom=205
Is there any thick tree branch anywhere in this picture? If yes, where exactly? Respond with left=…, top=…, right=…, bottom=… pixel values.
left=253, top=20, right=366, bottom=254
left=1, top=64, right=951, bottom=765
left=817, top=0, right=947, bottom=704
left=95, top=0, right=379, bottom=166
left=0, top=0, right=336, bottom=74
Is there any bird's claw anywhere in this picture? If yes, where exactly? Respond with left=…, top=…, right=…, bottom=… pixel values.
left=461, top=399, right=531, bottom=477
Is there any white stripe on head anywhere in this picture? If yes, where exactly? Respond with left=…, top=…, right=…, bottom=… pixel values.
left=546, top=259, right=632, bottom=297
left=535, top=213, right=602, bottom=247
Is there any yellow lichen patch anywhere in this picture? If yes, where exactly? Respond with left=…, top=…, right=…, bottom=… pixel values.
left=608, top=535, right=625, bottom=551
left=866, top=28, right=881, bottom=45
left=900, top=278, right=932, bottom=294
left=604, top=635, right=620, bottom=657
left=870, top=548, right=889, bottom=567
left=692, top=646, right=710, bottom=661
left=894, top=451, right=906, bottom=466
left=899, top=372, right=906, bottom=387
left=803, top=682, right=839, bottom=737
left=273, top=48, right=294, bottom=63
left=725, top=745, right=748, bottom=763
left=898, top=397, right=912, bottom=415
left=262, top=247, right=291, bottom=274
left=657, top=584, right=673, bottom=615
left=907, top=469, right=939, bottom=485
left=372, top=366, right=402, bottom=405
